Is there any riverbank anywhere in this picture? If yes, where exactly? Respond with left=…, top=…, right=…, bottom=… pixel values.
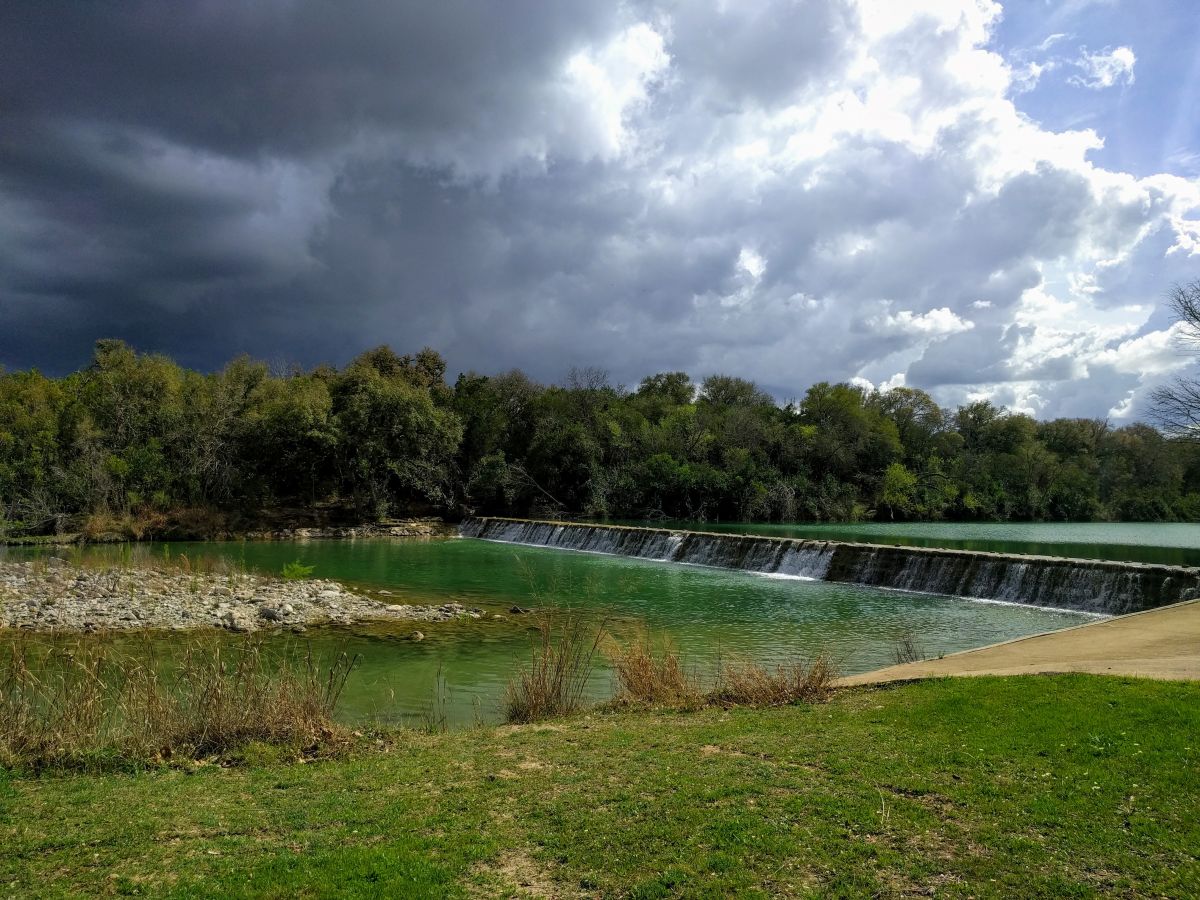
left=0, top=559, right=480, bottom=632
left=840, top=598, right=1200, bottom=685
left=2, top=675, right=1196, bottom=896
left=0, top=515, right=456, bottom=546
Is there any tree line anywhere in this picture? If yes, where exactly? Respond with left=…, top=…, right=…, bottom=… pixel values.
left=2, top=337, right=1198, bottom=537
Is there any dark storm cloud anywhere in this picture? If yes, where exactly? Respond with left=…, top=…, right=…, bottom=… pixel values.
left=0, top=0, right=1195, bottom=419
left=0, top=1, right=614, bottom=160
left=0, top=0, right=631, bottom=371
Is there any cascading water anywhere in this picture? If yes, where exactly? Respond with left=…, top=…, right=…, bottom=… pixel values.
left=822, top=543, right=1187, bottom=615
left=461, top=518, right=836, bottom=580
left=460, top=517, right=1200, bottom=615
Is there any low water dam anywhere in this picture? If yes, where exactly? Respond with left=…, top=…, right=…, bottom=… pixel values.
left=460, top=517, right=1200, bottom=615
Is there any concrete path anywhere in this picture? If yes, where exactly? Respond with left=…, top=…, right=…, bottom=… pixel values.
left=840, top=599, right=1200, bottom=685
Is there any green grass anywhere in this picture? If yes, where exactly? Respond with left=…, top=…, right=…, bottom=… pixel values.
left=1, top=675, right=1197, bottom=897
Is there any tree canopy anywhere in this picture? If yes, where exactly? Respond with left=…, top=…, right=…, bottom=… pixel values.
left=2, top=340, right=1198, bottom=536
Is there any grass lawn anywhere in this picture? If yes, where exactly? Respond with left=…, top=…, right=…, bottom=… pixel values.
left=1, top=674, right=1197, bottom=898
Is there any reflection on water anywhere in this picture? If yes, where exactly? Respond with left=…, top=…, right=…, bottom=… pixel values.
left=3, top=536, right=1097, bottom=726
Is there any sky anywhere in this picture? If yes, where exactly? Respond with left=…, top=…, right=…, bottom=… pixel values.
left=1, top=0, right=1198, bottom=421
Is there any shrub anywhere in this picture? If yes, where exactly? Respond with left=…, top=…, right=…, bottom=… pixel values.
left=608, top=638, right=702, bottom=708
left=282, top=559, right=315, bottom=580
left=504, top=611, right=605, bottom=724
left=81, top=509, right=168, bottom=542
left=708, top=657, right=836, bottom=707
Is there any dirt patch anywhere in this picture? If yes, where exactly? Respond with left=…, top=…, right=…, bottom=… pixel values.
left=699, top=744, right=747, bottom=758
left=494, top=723, right=566, bottom=737
left=470, top=848, right=580, bottom=898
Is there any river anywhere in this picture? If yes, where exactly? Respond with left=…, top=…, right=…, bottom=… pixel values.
left=5, top=531, right=1111, bottom=726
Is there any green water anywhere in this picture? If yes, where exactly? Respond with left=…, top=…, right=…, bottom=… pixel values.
left=4, top=537, right=1095, bottom=726
left=624, top=521, right=1200, bottom=567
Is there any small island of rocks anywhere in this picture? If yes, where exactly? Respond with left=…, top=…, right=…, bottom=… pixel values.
left=0, top=558, right=481, bottom=633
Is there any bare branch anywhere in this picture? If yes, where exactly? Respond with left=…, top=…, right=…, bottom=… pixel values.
left=1167, top=280, right=1200, bottom=348
left=1151, top=281, right=1200, bottom=440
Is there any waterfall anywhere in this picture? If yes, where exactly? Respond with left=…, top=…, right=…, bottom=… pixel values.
left=822, top=544, right=1185, bottom=615
left=460, top=518, right=684, bottom=563
left=460, top=517, right=1200, bottom=615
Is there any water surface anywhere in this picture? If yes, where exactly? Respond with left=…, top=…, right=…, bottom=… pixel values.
left=4, top=537, right=1094, bottom=726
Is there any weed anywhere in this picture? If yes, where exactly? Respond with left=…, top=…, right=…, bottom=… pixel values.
left=893, top=631, right=926, bottom=666
left=503, top=610, right=605, bottom=724
left=708, top=656, right=836, bottom=707
left=282, top=559, right=316, bottom=581
left=421, top=665, right=451, bottom=734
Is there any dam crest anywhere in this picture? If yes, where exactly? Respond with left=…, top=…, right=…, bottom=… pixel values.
left=459, top=517, right=1200, bottom=616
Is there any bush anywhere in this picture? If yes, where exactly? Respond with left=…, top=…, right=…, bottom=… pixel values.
left=504, top=611, right=605, bottom=724
left=282, top=559, right=315, bottom=580
left=606, top=637, right=836, bottom=712
left=708, top=657, right=836, bottom=707
left=608, top=639, right=702, bottom=708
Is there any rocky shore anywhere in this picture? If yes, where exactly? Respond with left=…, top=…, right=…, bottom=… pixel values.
left=236, top=520, right=454, bottom=541
left=0, top=559, right=481, bottom=633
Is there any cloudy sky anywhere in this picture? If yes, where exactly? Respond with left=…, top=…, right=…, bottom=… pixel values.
left=2, top=0, right=1198, bottom=419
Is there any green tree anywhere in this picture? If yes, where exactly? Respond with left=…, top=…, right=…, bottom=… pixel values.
left=332, top=348, right=462, bottom=518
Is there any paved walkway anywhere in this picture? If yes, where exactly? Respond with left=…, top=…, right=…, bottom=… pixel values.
left=840, top=599, right=1200, bottom=685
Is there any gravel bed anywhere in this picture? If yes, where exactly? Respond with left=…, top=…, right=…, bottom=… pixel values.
left=0, top=558, right=480, bottom=633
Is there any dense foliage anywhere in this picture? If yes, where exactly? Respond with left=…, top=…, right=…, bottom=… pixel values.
left=2, top=339, right=1199, bottom=535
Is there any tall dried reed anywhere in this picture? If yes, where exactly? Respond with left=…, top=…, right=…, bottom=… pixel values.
left=606, top=637, right=836, bottom=710
left=893, top=631, right=926, bottom=666
left=0, top=635, right=357, bottom=771
left=608, top=638, right=703, bottom=708
left=503, top=610, right=605, bottom=724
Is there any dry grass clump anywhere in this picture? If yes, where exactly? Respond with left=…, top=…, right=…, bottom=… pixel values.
left=709, top=656, right=836, bottom=707
left=81, top=509, right=168, bottom=542
left=48, top=544, right=255, bottom=585
left=608, top=639, right=703, bottom=708
left=87, top=544, right=244, bottom=576
left=504, top=611, right=605, bottom=724
left=0, top=635, right=356, bottom=771
left=893, top=631, right=926, bottom=666
left=606, top=638, right=836, bottom=711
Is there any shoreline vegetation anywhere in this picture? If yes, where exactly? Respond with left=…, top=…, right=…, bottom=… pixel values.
left=0, top=517, right=454, bottom=546
left=0, top=595, right=843, bottom=772
left=2, top=562, right=1196, bottom=894
left=3, top=341, right=1199, bottom=550
left=1, top=636, right=357, bottom=772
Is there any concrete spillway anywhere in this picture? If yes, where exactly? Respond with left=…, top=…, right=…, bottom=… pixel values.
left=459, top=517, right=1200, bottom=616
